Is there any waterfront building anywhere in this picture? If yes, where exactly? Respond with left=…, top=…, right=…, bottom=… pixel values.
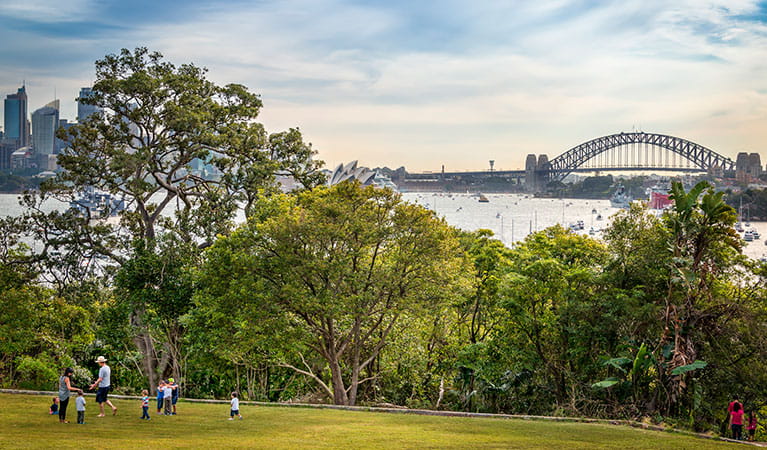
left=31, top=100, right=60, bottom=155
left=77, top=87, right=100, bottom=122
left=3, top=85, right=30, bottom=150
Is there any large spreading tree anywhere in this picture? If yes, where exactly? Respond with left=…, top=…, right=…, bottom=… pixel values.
left=24, top=47, right=324, bottom=390
left=196, top=182, right=470, bottom=405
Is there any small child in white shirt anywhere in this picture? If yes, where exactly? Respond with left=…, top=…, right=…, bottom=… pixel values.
left=75, top=391, right=86, bottom=424
left=229, top=392, right=242, bottom=420
left=163, top=382, right=173, bottom=415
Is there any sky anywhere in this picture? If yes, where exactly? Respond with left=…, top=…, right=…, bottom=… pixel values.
left=1, top=0, right=766, bottom=172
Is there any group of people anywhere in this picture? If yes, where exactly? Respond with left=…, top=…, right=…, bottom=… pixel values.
left=52, top=356, right=116, bottom=424
left=154, top=378, right=179, bottom=417
left=727, top=395, right=759, bottom=441
left=52, top=355, right=243, bottom=423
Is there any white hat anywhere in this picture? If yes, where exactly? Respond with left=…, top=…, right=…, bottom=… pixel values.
left=95, top=356, right=107, bottom=363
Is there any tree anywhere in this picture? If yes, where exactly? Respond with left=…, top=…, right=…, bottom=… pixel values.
left=499, top=226, right=611, bottom=407
left=24, top=47, right=324, bottom=391
left=661, top=181, right=739, bottom=408
left=197, top=182, right=470, bottom=405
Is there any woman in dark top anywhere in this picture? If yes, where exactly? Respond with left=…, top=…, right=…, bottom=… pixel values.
left=58, top=368, right=82, bottom=423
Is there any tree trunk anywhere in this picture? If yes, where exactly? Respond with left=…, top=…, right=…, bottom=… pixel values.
left=329, top=359, right=348, bottom=405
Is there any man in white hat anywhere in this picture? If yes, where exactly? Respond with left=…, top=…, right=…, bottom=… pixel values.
left=89, top=356, right=117, bottom=417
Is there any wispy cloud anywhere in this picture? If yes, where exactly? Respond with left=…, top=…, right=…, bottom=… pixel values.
left=1, top=0, right=766, bottom=170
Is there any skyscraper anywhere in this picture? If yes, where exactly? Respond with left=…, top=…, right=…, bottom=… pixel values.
left=31, top=100, right=60, bottom=155
left=3, top=85, right=30, bottom=149
left=77, top=87, right=100, bottom=122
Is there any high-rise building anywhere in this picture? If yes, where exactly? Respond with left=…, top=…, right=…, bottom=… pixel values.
left=3, top=85, right=30, bottom=149
left=77, top=87, right=100, bottom=122
left=55, top=119, right=73, bottom=153
left=31, top=100, right=60, bottom=155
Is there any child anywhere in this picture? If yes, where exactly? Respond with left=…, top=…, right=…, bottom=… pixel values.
left=75, top=391, right=86, bottom=424
left=229, top=392, right=242, bottom=420
left=49, top=397, right=59, bottom=415
left=141, top=389, right=151, bottom=420
left=747, top=411, right=758, bottom=442
left=156, top=381, right=165, bottom=414
left=163, top=381, right=173, bottom=415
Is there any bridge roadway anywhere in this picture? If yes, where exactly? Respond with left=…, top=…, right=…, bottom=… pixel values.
left=406, top=166, right=706, bottom=180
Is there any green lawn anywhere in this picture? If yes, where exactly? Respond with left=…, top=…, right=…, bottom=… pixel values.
left=0, top=394, right=737, bottom=449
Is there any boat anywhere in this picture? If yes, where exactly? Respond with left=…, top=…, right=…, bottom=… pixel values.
left=371, top=172, right=399, bottom=192
left=745, top=230, right=754, bottom=242
left=610, top=184, right=632, bottom=209
left=478, top=194, right=489, bottom=203
left=596, top=214, right=603, bottom=221
left=69, top=186, right=126, bottom=218
left=569, top=220, right=585, bottom=231
left=591, top=208, right=597, bottom=214
left=753, top=229, right=761, bottom=239
left=736, top=222, right=745, bottom=233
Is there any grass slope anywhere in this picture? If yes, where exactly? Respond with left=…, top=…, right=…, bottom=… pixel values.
left=0, top=394, right=734, bottom=449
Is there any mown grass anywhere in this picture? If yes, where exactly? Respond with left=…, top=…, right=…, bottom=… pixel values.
left=0, top=394, right=736, bottom=449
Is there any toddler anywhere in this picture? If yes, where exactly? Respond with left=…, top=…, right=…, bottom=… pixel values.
left=141, top=389, right=150, bottom=420
left=75, top=391, right=86, bottom=424
left=229, top=392, right=242, bottom=420
left=49, top=397, right=59, bottom=415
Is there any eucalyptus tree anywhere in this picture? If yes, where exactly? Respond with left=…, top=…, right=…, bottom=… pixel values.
left=23, top=47, right=324, bottom=389
left=196, top=182, right=470, bottom=405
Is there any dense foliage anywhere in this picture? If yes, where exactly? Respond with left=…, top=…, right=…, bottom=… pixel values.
left=2, top=49, right=767, bottom=435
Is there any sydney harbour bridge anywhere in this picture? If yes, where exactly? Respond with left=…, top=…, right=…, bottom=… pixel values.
left=406, top=132, right=739, bottom=191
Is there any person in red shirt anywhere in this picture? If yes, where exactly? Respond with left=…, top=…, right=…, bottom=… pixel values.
left=728, top=395, right=741, bottom=413
left=747, top=411, right=758, bottom=442
left=730, top=402, right=745, bottom=440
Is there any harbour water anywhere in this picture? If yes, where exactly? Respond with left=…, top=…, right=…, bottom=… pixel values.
left=402, top=192, right=767, bottom=261
left=2, top=192, right=765, bottom=261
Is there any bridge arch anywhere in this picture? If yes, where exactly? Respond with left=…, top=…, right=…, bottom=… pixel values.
left=546, top=132, right=735, bottom=182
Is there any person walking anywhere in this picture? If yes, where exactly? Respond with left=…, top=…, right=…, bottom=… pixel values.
left=58, top=367, right=82, bottom=424
left=140, top=389, right=151, bottom=420
left=89, top=356, right=117, bottom=417
left=731, top=402, right=745, bottom=440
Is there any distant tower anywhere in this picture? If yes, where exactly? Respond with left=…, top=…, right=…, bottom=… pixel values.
left=748, top=153, right=762, bottom=179
left=32, top=100, right=60, bottom=155
left=489, top=160, right=495, bottom=172
left=735, top=152, right=750, bottom=182
left=3, top=84, right=30, bottom=149
left=77, top=87, right=101, bottom=122
left=525, top=154, right=538, bottom=192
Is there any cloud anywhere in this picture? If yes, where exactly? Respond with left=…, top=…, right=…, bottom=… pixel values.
left=0, top=0, right=96, bottom=23
left=1, top=0, right=767, bottom=170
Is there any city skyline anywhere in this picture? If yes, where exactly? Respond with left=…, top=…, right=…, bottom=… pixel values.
left=1, top=0, right=766, bottom=172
